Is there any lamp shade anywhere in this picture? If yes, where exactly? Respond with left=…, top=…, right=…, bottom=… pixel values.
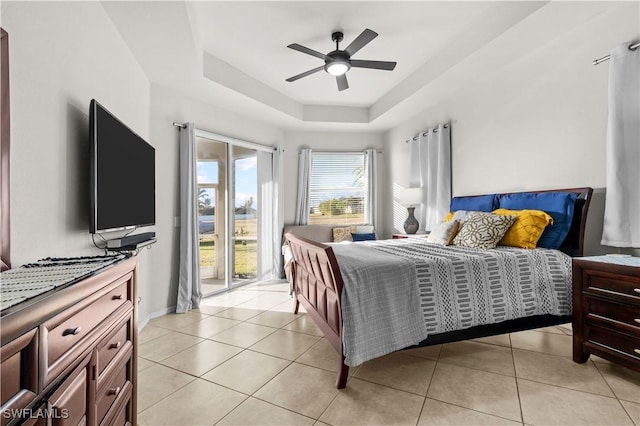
left=399, top=187, right=423, bottom=206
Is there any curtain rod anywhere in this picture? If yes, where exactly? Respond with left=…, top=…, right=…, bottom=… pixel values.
left=303, top=150, right=382, bottom=154
left=593, top=41, right=639, bottom=65
left=171, top=122, right=277, bottom=152
left=405, top=123, right=449, bottom=143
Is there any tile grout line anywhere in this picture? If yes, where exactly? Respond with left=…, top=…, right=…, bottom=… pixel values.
left=591, top=359, right=638, bottom=425
left=414, top=346, right=441, bottom=425
left=509, top=333, right=527, bottom=426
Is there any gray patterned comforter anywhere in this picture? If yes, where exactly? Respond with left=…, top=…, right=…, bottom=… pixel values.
left=332, top=239, right=572, bottom=366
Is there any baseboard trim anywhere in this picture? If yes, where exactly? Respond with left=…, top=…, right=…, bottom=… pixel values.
left=138, top=305, right=176, bottom=331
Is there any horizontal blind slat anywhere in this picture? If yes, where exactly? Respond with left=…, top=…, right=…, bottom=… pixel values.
left=308, top=152, right=368, bottom=225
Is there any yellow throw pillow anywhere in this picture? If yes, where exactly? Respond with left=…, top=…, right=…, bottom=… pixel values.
left=492, top=209, right=553, bottom=249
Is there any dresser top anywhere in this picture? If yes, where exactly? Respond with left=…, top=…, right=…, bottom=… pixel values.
left=1, top=254, right=130, bottom=312
left=578, top=255, right=640, bottom=268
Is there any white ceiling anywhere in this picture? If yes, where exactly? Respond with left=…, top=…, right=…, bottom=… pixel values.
left=101, top=1, right=628, bottom=131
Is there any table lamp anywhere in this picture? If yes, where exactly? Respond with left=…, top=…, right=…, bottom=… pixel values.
left=400, top=187, right=423, bottom=234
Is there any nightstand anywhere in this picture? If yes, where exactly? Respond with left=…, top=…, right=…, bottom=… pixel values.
left=572, top=255, right=640, bottom=372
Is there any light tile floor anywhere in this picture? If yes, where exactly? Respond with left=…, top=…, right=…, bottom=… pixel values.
left=137, top=281, right=640, bottom=425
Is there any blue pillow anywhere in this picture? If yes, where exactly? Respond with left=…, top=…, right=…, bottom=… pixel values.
left=499, top=192, right=578, bottom=249
left=351, top=233, right=376, bottom=242
left=450, top=194, right=498, bottom=212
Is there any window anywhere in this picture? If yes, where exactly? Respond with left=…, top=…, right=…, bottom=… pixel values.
left=308, top=152, right=369, bottom=225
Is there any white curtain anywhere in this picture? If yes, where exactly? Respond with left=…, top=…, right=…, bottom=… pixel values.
left=272, top=147, right=285, bottom=278
left=602, top=43, right=640, bottom=248
left=257, top=148, right=285, bottom=280
left=408, top=123, right=451, bottom=231
left=365, top=149, right=379, bottom=231
left=294, top=148, right=311, bottom=225
left=176, top=123, right=202, bottom=313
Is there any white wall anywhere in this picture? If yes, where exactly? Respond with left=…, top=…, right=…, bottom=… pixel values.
left=383, top=3, right=639, bottom=255
left=145, top=83, right=283, bottom=323
left=281, top=130, right=384, bottom=225
left=2, top=3, right=153, bottom=263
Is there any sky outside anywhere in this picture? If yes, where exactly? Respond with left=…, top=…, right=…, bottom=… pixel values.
left=197, top=157, right=257, bottom=209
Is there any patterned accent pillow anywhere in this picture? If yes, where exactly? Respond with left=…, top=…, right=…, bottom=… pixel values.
left=428, top=220, right=460, bottom=245
left=493, top=209, right=553, bottom=249
left=453, top=212, right=516, bottom=249
left=333, top=226, right=356, bottom=242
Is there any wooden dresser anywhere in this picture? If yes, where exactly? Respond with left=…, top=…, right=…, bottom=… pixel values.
left=1, top=256, right=138, bottom=425
left=572, top=256, right=640, bottom=371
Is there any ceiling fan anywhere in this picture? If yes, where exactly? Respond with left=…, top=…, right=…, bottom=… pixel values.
left=285, top=29, right=397, bottom=91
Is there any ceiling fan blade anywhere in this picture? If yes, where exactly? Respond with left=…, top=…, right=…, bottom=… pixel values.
left=287, top=43, right=327, bottom=60
left=286, top=66, right=324, bottom=82
left=350, top=60, right=397, bottom=71
left=336, top=74, right=349, bottom=91
left=344, top=29, right=378, bottom=56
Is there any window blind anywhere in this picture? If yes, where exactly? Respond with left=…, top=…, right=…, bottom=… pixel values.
left=308, top=152, right=368, bottom=225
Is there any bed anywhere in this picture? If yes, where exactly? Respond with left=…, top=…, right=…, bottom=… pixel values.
left=285, top=187, right=592, bottom=388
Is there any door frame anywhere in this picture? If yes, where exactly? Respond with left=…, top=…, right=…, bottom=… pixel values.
left=195, top=128, right=275, bottom=294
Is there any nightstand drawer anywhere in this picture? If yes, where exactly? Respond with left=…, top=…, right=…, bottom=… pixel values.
left=585, top=326, right=640, bottom=364
left=585, top=297, right=640, bottom=336
left=582, top=271, right=640, bottom=303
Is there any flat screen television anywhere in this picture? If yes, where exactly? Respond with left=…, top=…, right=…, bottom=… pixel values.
left=90, top=99, right=155, bottom=233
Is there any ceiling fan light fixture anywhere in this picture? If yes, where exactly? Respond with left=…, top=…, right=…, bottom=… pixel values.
left=286, top=28, right=396, bottom=91
left=325, top=61, right=350, bottom=76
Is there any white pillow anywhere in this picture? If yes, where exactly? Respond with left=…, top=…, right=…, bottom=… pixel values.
left=428, top=220, right=460, bottom=245
left=452, top=210, right=471, bottom=224
left=355, top=225, right=375, bottom=234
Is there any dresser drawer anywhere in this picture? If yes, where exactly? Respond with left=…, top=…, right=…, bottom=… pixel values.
left=585, top=296, right=640, bottom=336
left=95, top=358, right=129, bottom=425
left=41, top=274, right=132, bottom=387
left=47, top=355, right=90, bottom=426
left=99, top=381, right=132, bottom=426
left=585, top=326, right=640, bottom=365
left=95, top=318, right=130, bottom=378
left=582, top=270, right=640, bottom=303
left=1, top=328, right=38, bottom=426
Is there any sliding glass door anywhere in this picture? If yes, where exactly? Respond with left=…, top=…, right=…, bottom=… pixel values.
left=231, top=146, right=258, bottom=287
left=197, top=138, right=227, bottom=295
left=196, top=136, right=263, bottom=295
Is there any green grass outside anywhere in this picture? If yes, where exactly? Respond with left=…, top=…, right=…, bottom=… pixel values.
left=308, top=212, right=366, bottom=225
left=199, top=237, right=257, bottom=277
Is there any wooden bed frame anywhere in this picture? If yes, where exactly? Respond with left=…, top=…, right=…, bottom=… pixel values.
left=285, top=187, right=593, bottom=389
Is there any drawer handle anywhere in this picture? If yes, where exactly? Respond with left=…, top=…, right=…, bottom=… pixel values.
left=63, top=327, right=82, bottom=336
left=635, top=319, right=640, bottom=324
left=112, top=294, right=124, bottom=300
left=634, top=288, right=640, bottom=294
left=635, top=349, right=640, bottom=355
left=109, top=341, right=122, bottom=350
left=108, top=386, right=121, bottom=396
